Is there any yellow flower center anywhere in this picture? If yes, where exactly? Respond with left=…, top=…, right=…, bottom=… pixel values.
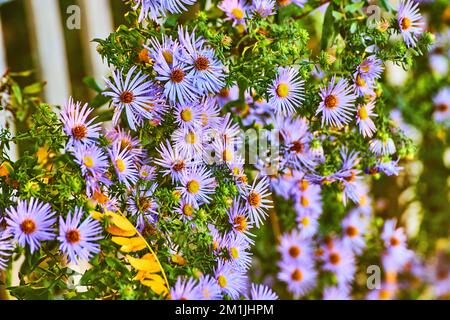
left=185, top=131, right=197, bottom=144
left=180, top=108, right=193, bottom=122
left=162, top=50, right=173, bottom=64
left=83, top=156, right=94, bottom=168
left=300, top=196, right=309, bottom=207
left=276, top=83, right=289, bottom=98
left=400, top=17, right=411, bottom=30
left=301, top=216, right=310, bottom=227
left=230, top=247, right=239, bottom=259
left=358, top=106, right=369, bottom=120
left=248, top=191, right=261, bottom=207
left=201, top=113, right=208, bottom=126
left=222, top=149, right=234, bottom=162
left=116, top=159, right=126, bottom=173
left=183, top=203, right=194, bottom=217
left=218, top=275, right=227, bottom=288
left=187, top=180, right=200, bottom=194
left=355, top=74, right=366, bottom=87
left=234, top=215, right=248, bottom=232
left=231, top=8, right=244, bottom=19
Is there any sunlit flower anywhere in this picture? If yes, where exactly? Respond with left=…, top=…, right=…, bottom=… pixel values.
left=154, top=140, right=190, bottom=182
left=342, top=209, right=368, bottom=254
left=227, top=199, right=254, bottom=241
left=357, top=55, right=384, bottom=82
left=58, top=207, right=102, bottom=264
left=323, top=286, right=351, bottom=300
left=225, top=233, right=252, bottom=270
left=432, top=87, right=450, bottom=124
left=170, top=277, right=201, bottom=300
left=278, top=229, right=313, bottom=263
left=369, top=137, right=396, bottom=156
left=172, top=126, right=208, bottom=159
left=321, top=239, right=356, bottom=285
left=214, top=259, right=248, bottom=299
left=356, top=101, right=377, bottom=138
left=251, top=0, right=276, bottom=17
left=216, top=85, right=239, bottom=107
left=5, top=198, right=56, bottom=253
left=198, top=275, right=223, bottom=300
left=127, top=184, right=159, bottom=229
left=177, top=165, right=216, bottom=207
left=242, top=175, right=273, bottom=228
left=60, top=97, right=101, bottom=149
left=219, top=0, right=249, bottom=29
left=174, top=102, right=202, bottom=130
left=0, top=231, right=13, bottom=270
left=103, top=66, right=164, bottom=130
left=249, top=284, right=279, bottom=300
left=278, top=260, right=317, bottom=298
left=316, top=76, right=357, bottom=127
left=397, top=0, right=424, bottom=48
left=268, top=67, right=305, bottom=116
left=108, top=142, right=139, bottom=189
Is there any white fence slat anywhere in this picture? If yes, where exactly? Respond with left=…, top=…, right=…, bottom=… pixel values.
left=26, top=0, right=71, bottom=105
left=79, top=0, right=114, bottom=87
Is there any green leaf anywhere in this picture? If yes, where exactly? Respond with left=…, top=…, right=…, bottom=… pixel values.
left=83, top=76, right=103, bottom=93
left=321, top=3, right=336, bottom=50
left=23, top=82, right=46, bottom=95
left=11, top=84, right=22, bottom=105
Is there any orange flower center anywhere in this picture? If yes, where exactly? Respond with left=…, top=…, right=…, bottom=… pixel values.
left=324, top=94, right=338, bottom=109
left=66, top=229, right=81, bottom=244
left=291, top=269, right=303, bottom=281
left=20, top=219, right=36, bottom=234
left=248, top=191, right=261, bottom=207
left=346, top=226, right=359, bottom=237
left=234, top=215, right=247, bottom=232
left=329, top=252, right=341, bottom=265
left=289, top=141, right=305, bottom=154
left=400, top=17, right=412, bottom=30
left=170, top=69, right=185, bottom=83
left=194, top=56, right=210, bottom=71
left=289, top=245, right=301, bottom=258
left=119, top=90, right=134, bottom=104
left=72, top=125, right=88, bottom=140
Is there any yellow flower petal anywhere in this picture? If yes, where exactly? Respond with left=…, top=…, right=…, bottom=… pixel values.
left=0, top=162, right=13, bottom=177
left=140, top=279, right=168, bottom=296
left=126, top=254, right=160, bottom=273
left=107, top=212, right=136, bottom=232
left=112, top=236, right=147, bottom=252
left=106, top=225, right=136, bottom=237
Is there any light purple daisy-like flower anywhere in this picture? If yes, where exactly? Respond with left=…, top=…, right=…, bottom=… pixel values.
left=214, top=259, right=248, bottom=299
left=58, top=207, right=102, bottom=264
left=0, top=231, right=14, bottom=270
left=170, top=277, right=201, bottom=300
left=218, top=0, right=249, bottom=28
left=316, top=76, right=357, bottom=127
left=397, top=0, right=424, bottom=48
left=211, top=113, right=242, bottom=146
left=5, top=198, right=56, bottom=253
left=108, top=142, right=139, bottom=189
left=127, top=184, right=159, bottom=229
left=356, top=101, right=378, bottom=138
left=162, top=0, right=196, bottom=15
left=357, top=55, right=384, bottom=82
left=268, top=67, right=304, bottom=116
left=133, top=0, right=162, bottom=22
left=278, top=229, right=313, bottom=263
left=382, top=219, right=407, bottom=250
left=208, top=224, right=227, bottom=254
left=333, top=148, right=363, bottom=205
left=353, top=73, right=376, bottom=97
left=369, top=137, right=396, bottom=156
left=148, top=34, right=180, bottom=64
left=177, top=165, right=216, bottom=207
left=249, top=284, right=279, bottom=300
left=72, top=144, right=110, bottom=195
left=279, top=116, right=316, bottom=170
left=293, top=180, right=322, bottom=217
left=225, top=233, right=252, bottom=270
left=198, top=97, right=221, bottom=129
left=342, top=209, right=368, bottom=255
left=60, top=97, right=101, bottom=149
left=216, top=85, right=239, bottom=107
left=138, top=164, right=156, bottom=181
left=242, top=175, right=273, bottom=228
left=377, top=159, right=403, bottom=176
left=198, top=275, right=223, bottom=300
left=227, top=198, right=254, bottom=241
left=174, top=102, right=202, bottom=130
left=321, top=239, right=356, bottom=285
left=154, top=44, right=198, bottom=105
left=323, top=286, right=351, bottom=300
left=178, top=26, right=225, bottom=95
left=278, top=260, right=317, bottom=298
left=382, top=246, right=414, bottom=273
left=175, top=200, right=196, bottom=222
left=105, top=127, right=145, bottom=163
left=154, top=140, right=190, bottom=182
left=296, top=211, right=320, bottom=238
left=103, top=66, right=164, bottom=130
left=251, top=0, right=275, bottom=17
left=172, top=126, right=208, bottom=159
left=432, top=87, right=450, bottom=124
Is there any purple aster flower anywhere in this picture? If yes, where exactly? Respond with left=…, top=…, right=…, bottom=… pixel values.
left=426, top=261, right=450, bottom=298
left=333, top=148, right=363, bottom=205
left=154, top=140, right=190, bottom=182
left=208, top=224, right=227, bottom=253
left=5, top=198, right=56, bottom=253
left=198, top=275, right=222, bottom=300
left=170, top=277, right=201, bottom=300
left=278, top=259, right=317, bottom=298
left=382, top=246, right=414, bottom=273
left=214, top=259, right=248, bottom=299
left=321, top=239, right=356, bottom=285
left=177, top=165, right=216, bottom=207
left=296, top=211, right=320, bottom=238
left=432, top=87, right=450, bottom=124
left=225, top=233, right=252, bottom=270
left=58, top=207, right=102, bottom=264
left=293, top=180, right=322, bottom=217
left=133, top=0, right=162, bottom=22
left=0, top=231, right=13, bottom=270
left=397, top=0, right=424, bottom=48
left=218, top=0, right=250, bottom=29
left=366, top=283, right=397, bottom=300
left=356, top=55, right=384, bottom=82
left=172, top=126, right=208, bottom=159
left=382, top=219, right=407, bottom=250
left=352, top=73, right=376, bottom=97
left=108, top=141, right=139, bottom=189
left=369, top=137, right=396, bottom=156
left=162, top=0, right=196, bottom=15
left=278, top=229, right=313, bottom=263
left=268, top=67, right=304, bottom=116
left=323, top=286, right=351, bottom=300
left=342, top=209, right=368, bottom=255
left=211, top=113, right=242, bottom=146
left=103, top=66, right=164, bottom=130
left=279, top=116, right=316, bottom=170
left=198, top=97, right=221, bottom=129
left=178, top=26, right=225, bottom=95
left=249, top=284, right=278, bottom=300
left=316, top=76, right=357, bottom=127
left=148, top=34, right=180, bottom=64
left=60, top=97, right=101, bottom=149
left=154, top=44, right=198, bottom=105
left=377, top=159, right=403, bottom=176
left=138, top=164, right=156, bottom=181
left=216, top=85, right=239, bottom=107
left=174, top=102, right=202, bottom=130
left=251, top=0, right=275, bottom=17
left=227, top=198, right=254, bottom=241
left=241, top=175, right=273, bottom=228
left=105, top=127, right=145, bottom=163
left=356, top=101, right=377, bottom=138
left=175, top=200, right=196, bottom=222
left=127, top=184, right=159, bottom=229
